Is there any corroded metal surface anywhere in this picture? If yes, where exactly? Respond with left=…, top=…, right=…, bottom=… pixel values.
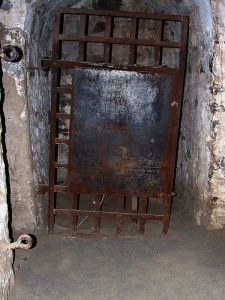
left=40, top=8, right=189, bottom=237
left=72, top=68, right=174, bottom=197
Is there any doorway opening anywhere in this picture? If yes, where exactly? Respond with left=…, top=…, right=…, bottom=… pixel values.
left=38, top=8, right=188, bottom=237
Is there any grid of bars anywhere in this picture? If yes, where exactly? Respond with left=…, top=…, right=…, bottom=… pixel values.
left=58, top=10, right=181, bottom=66
left=54, top=195, right=158, bottom=236
left=42, top=8, right=188, bottom=71
left=41, top=8, right=189, bottom=237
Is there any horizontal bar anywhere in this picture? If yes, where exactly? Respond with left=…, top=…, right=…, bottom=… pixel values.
left=54, top=163, right=68, bottom=168
left=42, top=59, right=179, bottom=74
left=37, top=186, right=175, bottom=198
left=55, top=138, right=69, bottom=145
left=52, top=190, right=168, bottom=198
left=36, top=184, right=48, bottom=194
left=39, top=185, right=70, bottom=193
left=59, top=8, right=185, bottom=21
left=56, top=87, right=72, bottom=94
left=63, top=187, right=169, bottom=198
left=53, top=185, right=69, bottom=192
left=54, top=209, right=164, bottom=220
left=56, top=113, right=71, bottom=119
left=58, top=34, right=181, bottom=48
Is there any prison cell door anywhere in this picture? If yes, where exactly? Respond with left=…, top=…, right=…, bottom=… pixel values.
left=39, top=8, right=188, bottom=237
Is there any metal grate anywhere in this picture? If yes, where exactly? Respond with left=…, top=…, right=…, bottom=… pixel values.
left=40, top=8, right=189, bottom=237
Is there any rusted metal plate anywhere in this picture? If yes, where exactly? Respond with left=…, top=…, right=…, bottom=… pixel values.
left=71, top=68, right=176, bottom=197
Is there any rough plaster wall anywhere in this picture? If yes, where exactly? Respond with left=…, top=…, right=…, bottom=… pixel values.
left=0, top=107, right=13, bottom=299
left=0, top=1, right=37, bottom=230
left=209, top=0, right=225, bottom=228
left=3, top=75, right=36, bottom=230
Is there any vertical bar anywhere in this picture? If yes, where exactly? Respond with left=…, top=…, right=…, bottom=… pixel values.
left=52, top=8, right=62, bottom=61
left=94, top=194, right=101, bottom=233
left=67, top=70, right=75, bottom=190
left=132, top=196, right=138, bottom=223
left=116, top=196, right=124, bottom=236
left=179, top=17, right=189, bottom=75
left=72, top=192, right=79, bottom=230
left=48, top=8, right=62, bottom=232
left=78, top=14, right=87, bottom=61
left=162, top=18, right=188, bottom=236
left=69, top=72, right=75, bottom=229
left=154, top=20, right=163, bottom=66
left=139, top=197, right=148, bottom=235
left=129, top=17, right=137, bottom=65
left=104, top=16, right=113, bottom=63
left=162, top=195, right=172, bottom=235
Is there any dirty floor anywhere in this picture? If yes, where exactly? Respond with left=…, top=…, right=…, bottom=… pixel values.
left=9, top=210, right=225, bottom=300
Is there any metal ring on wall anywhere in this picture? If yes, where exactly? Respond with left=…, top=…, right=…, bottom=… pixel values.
left=1, top=45, right=19, bottom=62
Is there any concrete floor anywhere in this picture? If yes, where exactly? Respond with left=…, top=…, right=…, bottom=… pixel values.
left=9, top=210, right=225, bottom=300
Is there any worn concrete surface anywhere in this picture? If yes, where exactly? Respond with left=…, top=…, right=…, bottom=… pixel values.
left=9, top=210, right=225, bottom=300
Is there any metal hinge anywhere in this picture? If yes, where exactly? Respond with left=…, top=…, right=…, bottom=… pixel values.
left=29, top=57, right=50, bottom=71
left=37, top=183, right=48, bottom=194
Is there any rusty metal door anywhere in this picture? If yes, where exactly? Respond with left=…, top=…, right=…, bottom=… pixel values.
left=40, top=8, right=188, bottom=237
